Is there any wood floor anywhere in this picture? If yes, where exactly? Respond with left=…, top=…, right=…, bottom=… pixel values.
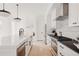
left=28, top=41, right=53, bottom=56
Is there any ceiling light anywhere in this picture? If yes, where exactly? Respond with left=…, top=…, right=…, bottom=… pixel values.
left=14, top=4, right=22, bottom=21
left=0, top=3, right=11, bottom=17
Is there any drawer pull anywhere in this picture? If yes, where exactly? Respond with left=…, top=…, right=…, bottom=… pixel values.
left=60, top=52, right=64, bottom=56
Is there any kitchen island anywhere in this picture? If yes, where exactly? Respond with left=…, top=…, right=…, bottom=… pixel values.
left=0, top=35, right=33, bottom=56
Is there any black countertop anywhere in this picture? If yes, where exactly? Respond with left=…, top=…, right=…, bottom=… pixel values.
left=60, top=41, right=79, bottom=53
left=48, top=35, right=79, bottom=54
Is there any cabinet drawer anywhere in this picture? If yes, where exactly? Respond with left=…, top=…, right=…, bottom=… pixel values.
left=61, top=45, right=79, bottom=56
left=58, top=42, right=65, bottom=50
left=58, top=42, right=79, bottom=56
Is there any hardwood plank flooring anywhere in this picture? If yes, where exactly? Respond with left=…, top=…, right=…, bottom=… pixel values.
left=28, top=41, right=53, bottom=56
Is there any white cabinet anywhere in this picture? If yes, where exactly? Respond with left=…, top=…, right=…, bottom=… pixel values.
left=56, top=3, right=68, bottom=18
left=47, top=8, right=56, bottom=30
left=58, top=42, right=79, bottom=56
left=69, top=4, right=79, bottom=26
left=17, top=42, right=26, bottom=56
left=56, top=4, right=63, bottom=18
left=51, top=37, right=58, bottom=55
left=0, top=36, right=33, bottom=56
left=25, top=36, right=32, bottom=56
left=47, top=36, right=58, bottom=56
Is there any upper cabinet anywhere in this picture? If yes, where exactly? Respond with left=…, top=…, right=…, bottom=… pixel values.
left=63, top=3, right=69, bottom=16
left=56, top=4, right=63, bottom=18
left=69, top=4, right=79, bottom=26
left=56, top=3, right=68, bottom=18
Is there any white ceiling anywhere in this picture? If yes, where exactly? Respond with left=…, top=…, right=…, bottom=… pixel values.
left=0, top=3, right=52, bottom=19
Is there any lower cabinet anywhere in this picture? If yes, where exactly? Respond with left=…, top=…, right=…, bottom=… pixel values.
left=25, top=41, right=32, bottom=56
left=58, top=42, right=79, bottom=56
left=17, top=37, right=32, bottom=56
left=17, top=42, right=25, bottom=56
left=51, top=37, right=58, bottom=56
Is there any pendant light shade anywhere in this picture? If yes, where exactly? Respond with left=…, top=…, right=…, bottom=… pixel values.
left=14, top=17, right=21, bottom=20
left=14, top=4, right=21, bottom=21
left=0, top=3, right=11, bottom=17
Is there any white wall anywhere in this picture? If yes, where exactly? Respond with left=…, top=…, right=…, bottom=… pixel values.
left=0, top=3, right=51, bottom=41
left=56, top=3, right=79, bottom=40
left=56, top=4, right=63, bottom=17
left=11, top=14, right=36, bottom=37
left=47, top=8, right=56, bottom=33
left=57, top=17, right=79, bottom=40
left=0, top=16, right=12, bottom=45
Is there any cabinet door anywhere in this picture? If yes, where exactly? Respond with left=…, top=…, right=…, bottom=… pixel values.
left=62, top=44, right=79, bottom=56
left=58, top=42, right=64, bottom=56
left=58, top=42, right=79, bottom=56
left=77, top=4, right=79, bottom=24
left=69, top=4, right=79, bottom=26
left=17, top=43, right=25, bottom=56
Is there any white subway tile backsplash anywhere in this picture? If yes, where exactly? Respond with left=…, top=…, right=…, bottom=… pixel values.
left=57, top=18, right=79, bottom=40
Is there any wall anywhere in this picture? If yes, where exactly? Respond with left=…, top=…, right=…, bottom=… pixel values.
left=0, top=3, right=52, bottom=42
left=11, top=14, right=36, bottom=37
left=63, top=3, right=69, bottom=16
left=47, top=8, right=56, bottom=33
left=0, top=16, right=12, bottom=45
left=46, top=3, right=64, bottom=34
left=56, top=17, right=79, bottom=40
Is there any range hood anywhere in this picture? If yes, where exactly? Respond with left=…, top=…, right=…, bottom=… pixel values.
left=56, top=3, right=69, bottom=21
left=56, top=16, right=68, bottom=21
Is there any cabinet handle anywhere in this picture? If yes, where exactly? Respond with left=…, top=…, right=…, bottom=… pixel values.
left=60, top=45, right=64, bottom=49
left=72, top=22, right=77, bottom=24
left=60, top=52, right=64, bottom=56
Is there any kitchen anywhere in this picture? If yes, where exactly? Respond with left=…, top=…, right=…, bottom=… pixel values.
left=47, top=3, right=79, bottom=56
left=0, top=3, right=79, bottom=56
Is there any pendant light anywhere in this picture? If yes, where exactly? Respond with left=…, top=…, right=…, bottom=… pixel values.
left=0, top=3, right=11, bottom=17
left=14, top=4, right=21, bottom=21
